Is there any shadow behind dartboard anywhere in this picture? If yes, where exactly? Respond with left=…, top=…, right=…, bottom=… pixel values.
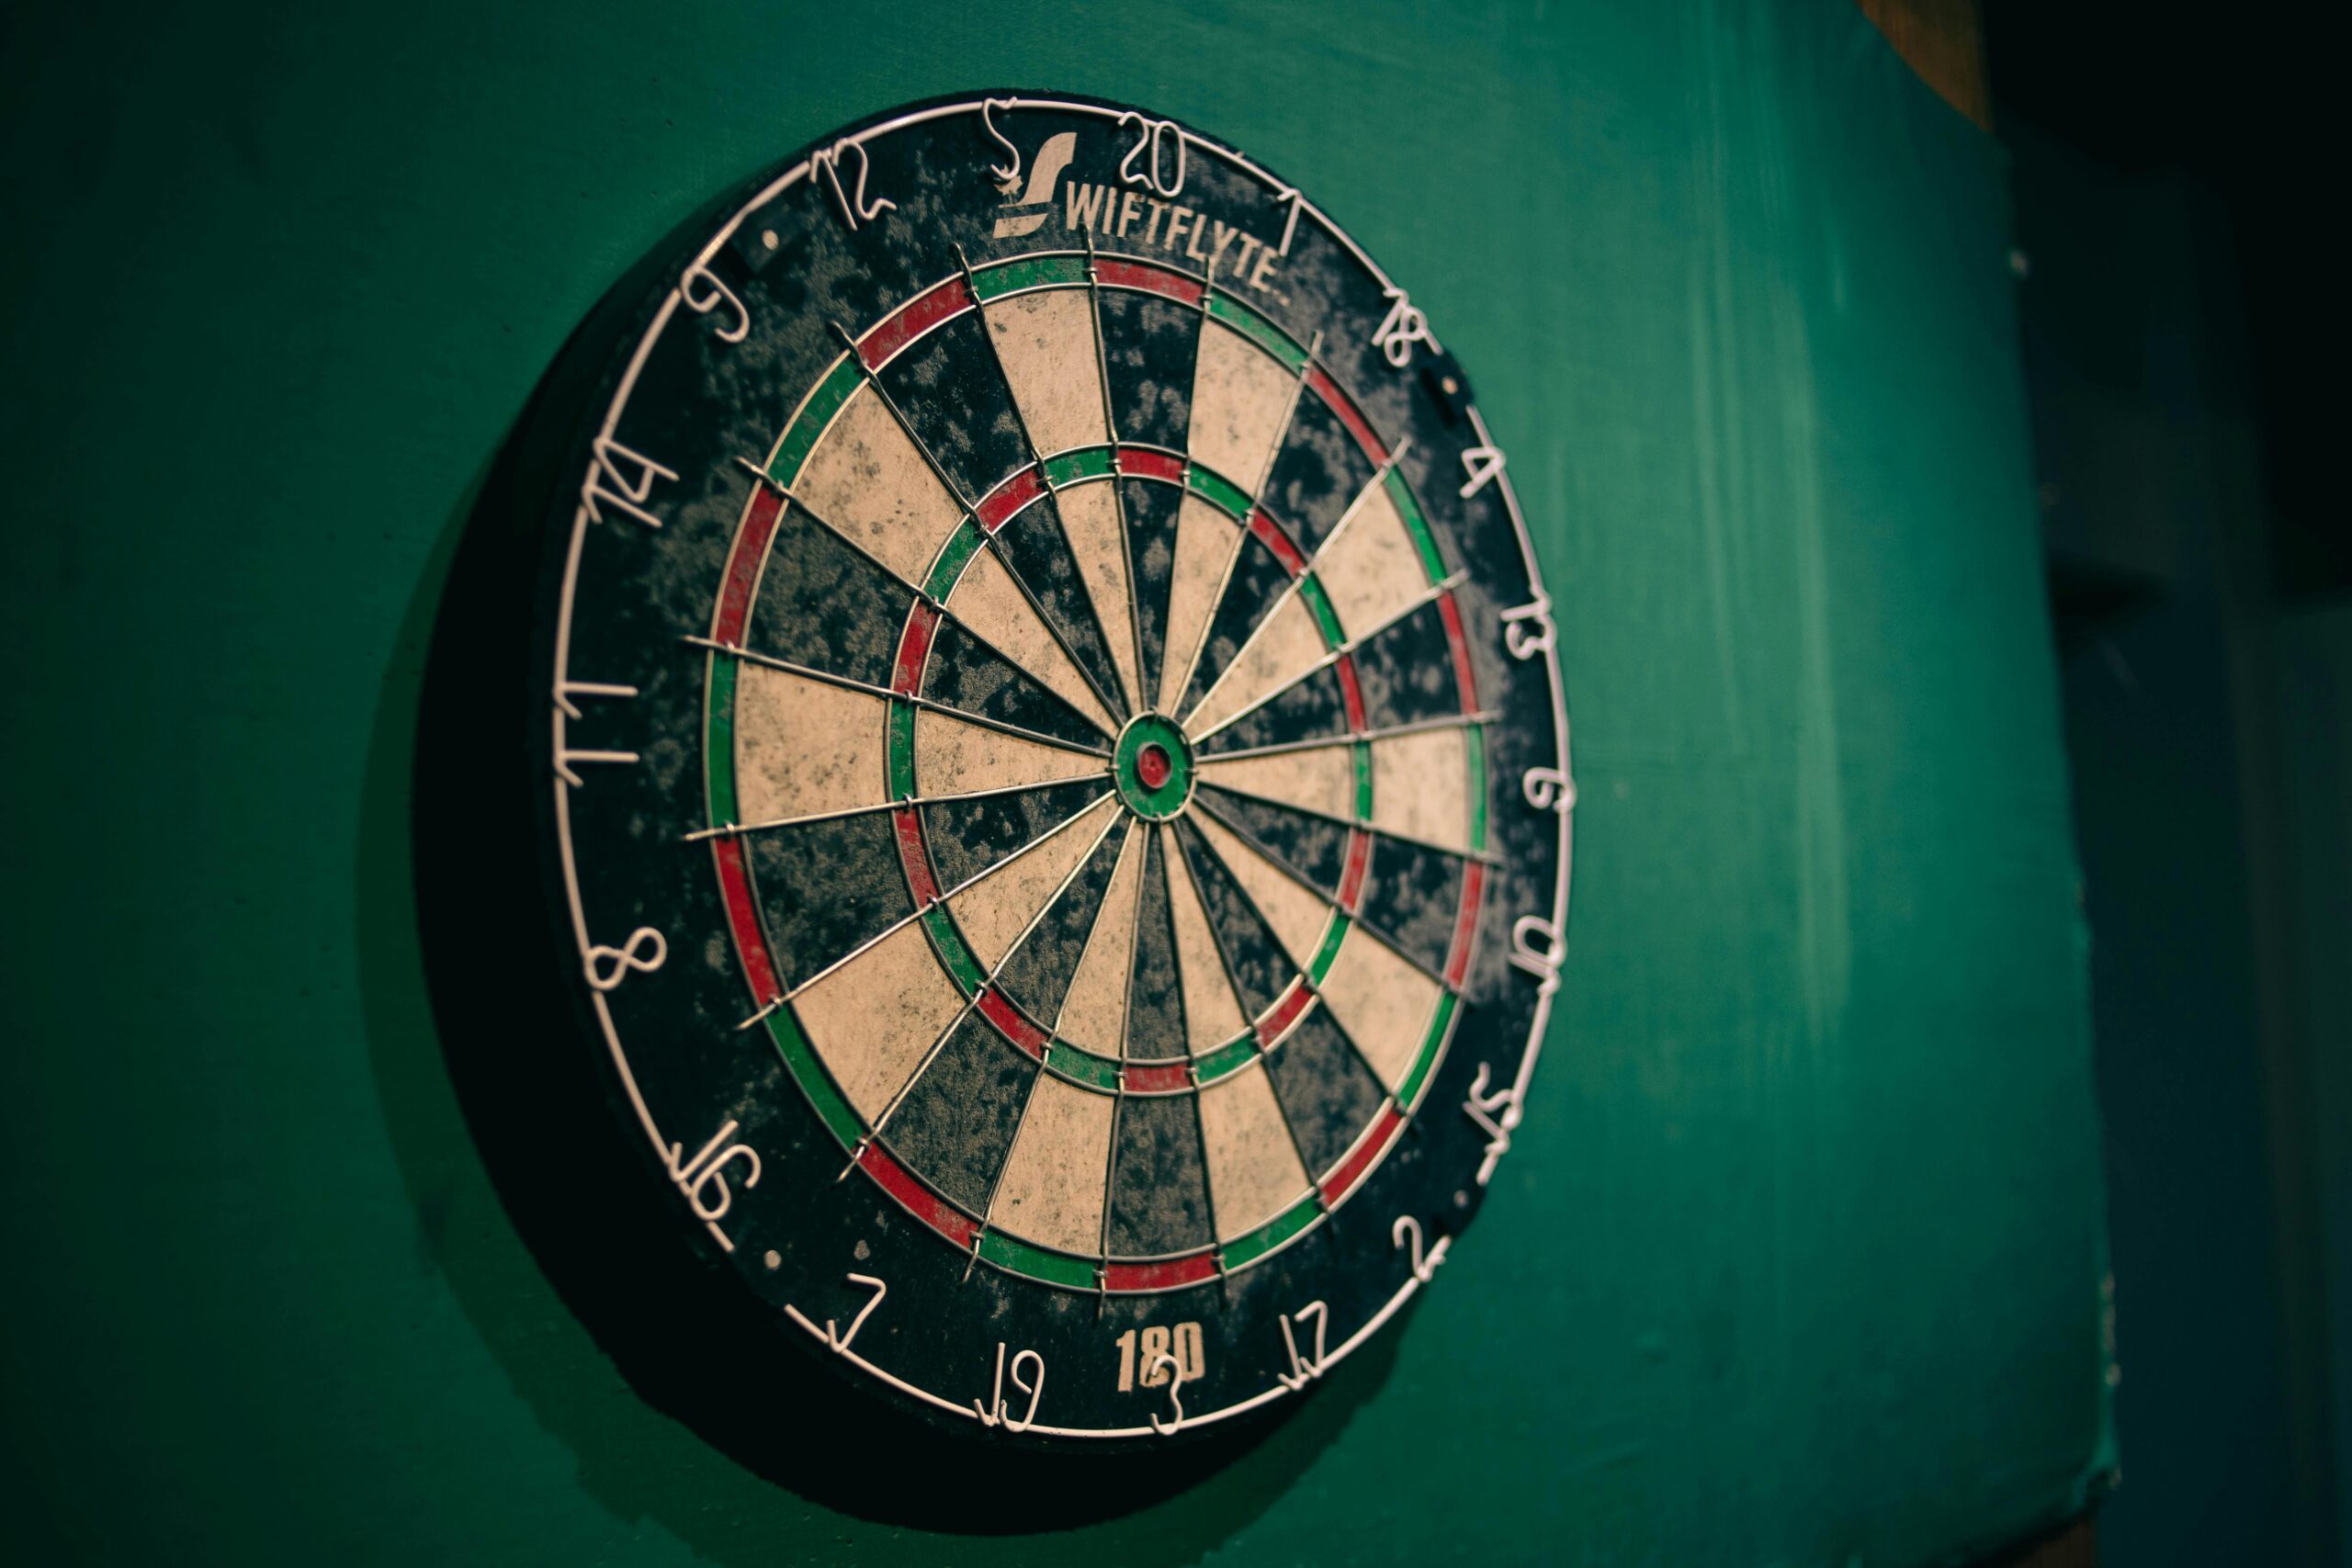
left=409, top=179, right=1404, bottom=1530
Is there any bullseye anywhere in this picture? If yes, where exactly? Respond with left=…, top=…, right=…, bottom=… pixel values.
left=1112, top=713, right=1193, bottom=821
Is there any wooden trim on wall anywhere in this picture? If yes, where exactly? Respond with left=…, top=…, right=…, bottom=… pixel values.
left=1855, top=0, right=1993, bottom=129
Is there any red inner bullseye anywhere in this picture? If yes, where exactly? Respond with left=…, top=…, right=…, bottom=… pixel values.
left=1136, top=742, right=1173, bottom=790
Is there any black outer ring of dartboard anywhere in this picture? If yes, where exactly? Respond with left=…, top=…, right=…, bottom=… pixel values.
left=506, top=89, right=1572, bottom=1455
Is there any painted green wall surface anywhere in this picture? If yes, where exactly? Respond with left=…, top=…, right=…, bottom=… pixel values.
left=0, top=2, right=2109, bottom=1562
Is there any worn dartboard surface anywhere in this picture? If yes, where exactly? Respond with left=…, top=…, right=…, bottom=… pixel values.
left=537, top=93, right=1572, bottom=1445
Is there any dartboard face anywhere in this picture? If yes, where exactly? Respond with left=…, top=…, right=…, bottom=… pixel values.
left=536, top=93, right=1571, bottom=1446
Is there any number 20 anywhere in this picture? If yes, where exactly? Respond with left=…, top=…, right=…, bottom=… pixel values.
left=1115, top=1322, right=1204, bottom=1389
left=1117, top=114, right=1184, bottom=197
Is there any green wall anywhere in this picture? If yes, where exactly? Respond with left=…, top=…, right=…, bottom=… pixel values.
left=0, top=2, right=2110, bottom=1562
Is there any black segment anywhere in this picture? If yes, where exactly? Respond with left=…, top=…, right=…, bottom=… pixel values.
left=1122, top=828, right=1187, bottom=1059
left=1261, top=392, right=1375, bottom=554
left=1195, top=786, right=1349, bottom=896
left=879, top=1011, right=1036, bottom=1214
left=747, top=506, right=910, bottom=690
left=1106, top=1092, right=1214, bottom=1257
left=1198, top=662, right=1350, bottom=754
left=1264, top=1009, right=1389, bottom=1177
left=992, top=822, right=1127, bottom=1027
left=1172, top=818, right=1294, bottom=1017
left=922, top=620, right=1107, bottom=749
left=1173, top=533, right=1294, bottom=720
left=1353, top=834, right=1464, bottom=976
left=1120, top=478, right=1184, bottom=710
left=993, top=498, right=1129, bottom=721
left=873, top=313, right=1032, bottom=502
left=1095, top=288, right=1199, bottom=449
left=923, top=781, right=1109, bottom=894
left=1352, top=602, right=1467, bottom=730
left=745, top=812, right=915, bottom=986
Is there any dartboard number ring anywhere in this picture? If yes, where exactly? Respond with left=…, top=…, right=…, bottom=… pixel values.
left=538, top=93, right=1572, bottom=1445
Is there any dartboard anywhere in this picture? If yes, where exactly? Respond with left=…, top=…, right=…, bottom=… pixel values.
left=536, top=93, right=1571, bottom=1444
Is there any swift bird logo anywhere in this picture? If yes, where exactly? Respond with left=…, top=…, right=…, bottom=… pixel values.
left=993, top=131, right=1077, bottom=238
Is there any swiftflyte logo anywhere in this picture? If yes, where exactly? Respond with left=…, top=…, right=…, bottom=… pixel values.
left=990, top=130, right=1286, bottom=296
left=992, top=131, right=1077, bottom=238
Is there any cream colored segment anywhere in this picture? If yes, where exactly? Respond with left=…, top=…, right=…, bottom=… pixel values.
left=1186, top=319, right=1297, bottom=491
left=987, top=1073, right=1114, bottom=1254
left=1316, top=930, right=1443, bottom=1091
left=1182, top=591, right=1329, bottom=738
left=944, top=548, right=1118, bottom=736
left=1155, top=494, right=1240, bottom=713
left=911, top=708, right=1105, bottom=798
left=1313, top=482, right=1428, bottom=639
left=791, top=384, right=965, bottom=585
left=1197, top=1066, right=1313, bottom=1242
left=731, top=664, right=890, bottom=825
left=1198, top=744, right=1356, bottom=824
left=792, top=920, right=967, bottom=1122
left=1369, top=728, right=1474, bottom=852
left=1161, top=829, right=1250, bottom=1054
left=1052, top=821, right=1144, bottom=1050
left=1188, top=811, right=1333, bottom=975
left=983, top=289, right=1112, bottom=456
left=946, top=795, right=1117, bottom=972
left=1054, top=482, right=1142, bottom=713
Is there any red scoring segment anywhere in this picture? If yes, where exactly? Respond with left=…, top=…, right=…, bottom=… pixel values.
left=1334, top=659, right=1369, bottom=730
left=855, top=276, right=975, bottom=370
left=891, top=808, right=940, bottom=905
left=859, top=1142, right=979, bottom=1248
left=1136, top=742, right=1173, bottom=790
left=1445, top=863, right=1485, bottom=988
left=1115, top=447, right=1187, bottom=484
left=1249, top=508, right=1308, bottom=577
left=976, top=465, right=1046, bottom=531
left=977, top=988, right=1049, bottom=1058
left=1092, top=258, right=1204, bottom=305
left=1256, top=979, right=1316, bottom=1046
left=1306, top=365, right=1387, bottom=464
left=711, top=839, right=781, bottom=1005
left=1338, top=830, right=1372, bottom=908
left=1320, top=1106, right=1408, bottom=1205
left=1436, top=592, right=1479, bottom=711
left=893, top=604, right=939, bottom=695
left=1103, top=1253, right=1220, bottom=1292
left=712, top=485, right=786, bottom=647
left=1123, top=1060, right=1192, bottom=1094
